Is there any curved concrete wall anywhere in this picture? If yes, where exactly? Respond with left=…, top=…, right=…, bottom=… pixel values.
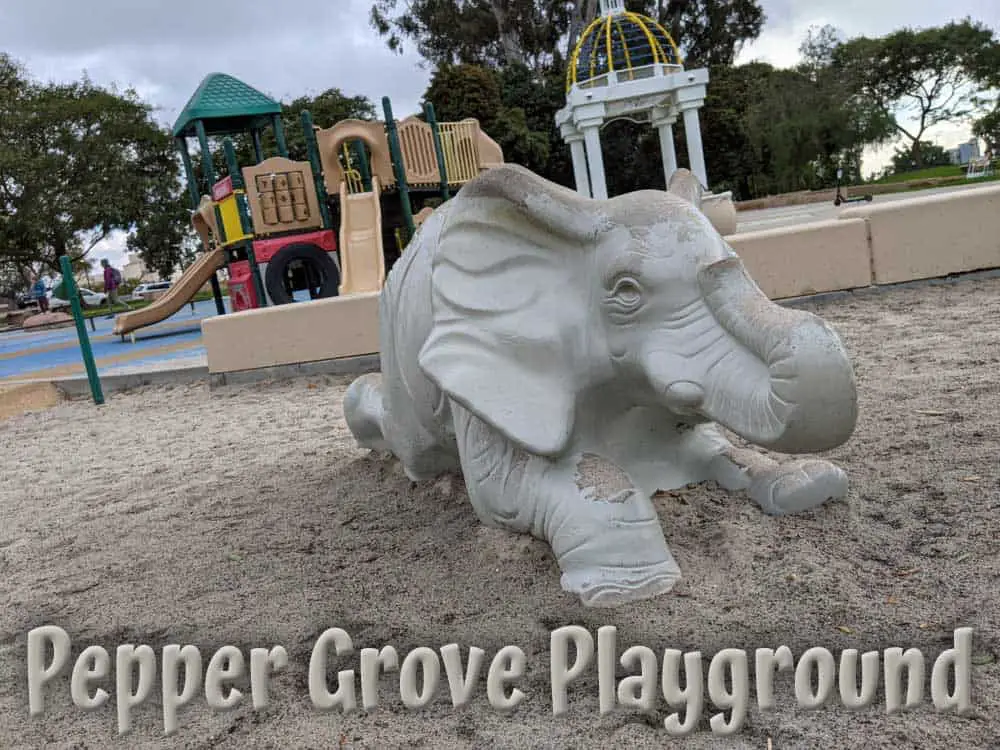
left=727, top=218, right=871, bottom=300
left=840, top=185, right=1000, bottom=285
left=202, top=185, right=1000, bottom=374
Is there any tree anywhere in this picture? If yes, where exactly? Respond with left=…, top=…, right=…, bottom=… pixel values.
left=832, top=20, right=1000, bottom=167
left=973, top=107, right=1000, bottom=153
left=889, top=140, right=953, bottom=174
left=369, top=0, right=765, bottom=73
left=0, top=59, right=182, bottom=276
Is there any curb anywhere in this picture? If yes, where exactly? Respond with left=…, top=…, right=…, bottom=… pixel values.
left=208, top=354, right=381, bottom=387
left=777, top=268, right=1000, bottom=308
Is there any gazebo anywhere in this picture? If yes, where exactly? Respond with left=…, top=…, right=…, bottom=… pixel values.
left=554, top=0, right=711, bottom=200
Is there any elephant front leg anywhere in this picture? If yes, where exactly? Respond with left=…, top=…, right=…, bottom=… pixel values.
left=452, top=405, right=681, bottom=607
left=695, top=424, right=849, bottom=515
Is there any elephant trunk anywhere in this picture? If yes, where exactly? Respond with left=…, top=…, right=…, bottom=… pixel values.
left=692, top=257, right=857, bottom=453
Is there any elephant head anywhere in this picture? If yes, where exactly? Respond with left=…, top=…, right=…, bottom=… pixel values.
left=417, top=164, right=857, bottom=458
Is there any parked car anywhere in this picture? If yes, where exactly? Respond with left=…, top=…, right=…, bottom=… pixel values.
left=129, top=281, right=172, bottom=301
left=48, top=288, right=107, bottom=309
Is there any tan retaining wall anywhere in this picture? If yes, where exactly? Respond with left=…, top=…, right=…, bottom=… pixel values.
left=727, top=218, right=872, bottom=299
left=202, top=186, right=1000, bottom=374
left=202, top=293, right=379, bottom=374
left=841, top=185, right=1000, bottom=285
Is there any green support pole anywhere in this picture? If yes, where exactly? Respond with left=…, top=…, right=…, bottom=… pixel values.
left=223, top=138, right=266, bottom=308
left=60, top=255, right=103, bottom=405
left=177, top=137, right=200, bottom=207
left=299, top=110, right=334, bottom=229
left=352, top=140, right=372, bottom=192
left=251, top=128, right=265, bottom=163
left=192, top=124, right=228, bottom=316
left=424, top=102, right=450, bottom=201
left=382, top=97, right=415, bottom=238
left=272, top=114, right=289, bottom=157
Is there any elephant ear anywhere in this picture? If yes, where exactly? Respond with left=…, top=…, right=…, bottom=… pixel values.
left=417, top=164, right=605, bottom=457
left=667, top=168, right=704, bottom=210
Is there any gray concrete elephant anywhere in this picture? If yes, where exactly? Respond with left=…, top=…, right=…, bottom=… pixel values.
left=343, top=163, right=857, bottom=607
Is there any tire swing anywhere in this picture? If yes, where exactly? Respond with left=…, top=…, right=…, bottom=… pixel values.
left=263, top=243, right=341, bottom=305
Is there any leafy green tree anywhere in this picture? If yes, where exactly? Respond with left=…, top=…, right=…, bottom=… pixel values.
left=889, top=140, right=953, bottom=174
left=0, top=59, right=180, bottom=277
left=370, top=0, right=765, bottom=72
left=973, top=107, right=1000, bottom=153
left=832, top=20, right=1000, bottom=167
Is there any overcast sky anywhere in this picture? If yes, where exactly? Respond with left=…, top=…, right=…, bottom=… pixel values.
left=1, top=0, right=996, bottom=269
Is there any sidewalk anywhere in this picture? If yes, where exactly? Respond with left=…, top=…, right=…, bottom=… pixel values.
left=0, top=299, right=222, bottom=383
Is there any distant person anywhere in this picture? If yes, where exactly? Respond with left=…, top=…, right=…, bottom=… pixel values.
left=33, top=276, right=49, bottom=313
left=101, top=258, right=130, bottom=315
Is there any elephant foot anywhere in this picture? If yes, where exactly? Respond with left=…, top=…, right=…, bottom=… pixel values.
left=749, top=459, right=848, bottom=516
left=553, top=489, right=681, bottom=608
left=343, top=373, right=389, bottom=452
left=561, top=558, right=681, bottom=608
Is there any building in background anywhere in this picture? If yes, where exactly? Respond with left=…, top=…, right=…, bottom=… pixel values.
left=948, top=139, right=981, bottom=165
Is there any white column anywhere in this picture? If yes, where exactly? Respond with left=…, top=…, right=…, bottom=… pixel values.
left=653, top=118, right=678, bottom=185
left=581, top=123, right=608, bottom=200
left=681, top=105, right=708, bottom=189
left=567, top=135, right=592, bottom=197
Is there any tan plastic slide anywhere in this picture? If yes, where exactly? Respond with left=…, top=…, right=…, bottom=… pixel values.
left=112, top=247, right=226, bottom=336
left=338, top=177, right=386, bottom=295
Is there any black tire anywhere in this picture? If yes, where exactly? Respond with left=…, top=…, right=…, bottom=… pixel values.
left=833, top=196, right=842, bottom=206
left=263, top=242, right=340, bottom=305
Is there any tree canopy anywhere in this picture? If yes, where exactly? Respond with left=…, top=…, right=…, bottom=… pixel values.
left=0, top=53, right=180, bottom=289
left=831, top=19, right=999, bottom=166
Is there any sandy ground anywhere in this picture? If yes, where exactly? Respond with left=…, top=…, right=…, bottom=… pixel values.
left=2, top=276, right=999, bottom=749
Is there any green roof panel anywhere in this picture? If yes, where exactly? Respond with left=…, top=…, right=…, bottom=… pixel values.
left=172, top=73, right=282, bottom=137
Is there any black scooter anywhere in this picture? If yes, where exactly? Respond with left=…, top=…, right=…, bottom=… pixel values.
left=833, top=167, right=873, bottom=206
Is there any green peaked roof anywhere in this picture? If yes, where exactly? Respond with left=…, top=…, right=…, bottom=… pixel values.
left=172, top=73, right=282, bottom=138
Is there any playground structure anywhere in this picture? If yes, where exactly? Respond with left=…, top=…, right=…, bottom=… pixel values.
left=553, top=0, right=736, bottom=234
left=112, top=73, right=503, bottom=337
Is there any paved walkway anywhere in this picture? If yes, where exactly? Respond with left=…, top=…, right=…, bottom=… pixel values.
left=735, top=180, right=997, bottom=233
left=0, top=299, right=226, bottom=382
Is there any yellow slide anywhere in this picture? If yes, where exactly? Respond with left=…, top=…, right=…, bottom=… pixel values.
left=112, top=247, right=226, bottom=336
left=338, top=177, right=386, bottom=295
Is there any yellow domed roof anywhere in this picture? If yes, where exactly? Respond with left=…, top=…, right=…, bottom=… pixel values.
left=567, top=10, right=683, bottom=92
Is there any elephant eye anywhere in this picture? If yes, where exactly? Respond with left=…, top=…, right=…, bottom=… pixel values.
left=609, top=277, right=643, bottom=310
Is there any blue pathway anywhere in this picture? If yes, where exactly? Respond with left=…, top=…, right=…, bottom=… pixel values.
left=1, top=299, right=227, bottom=379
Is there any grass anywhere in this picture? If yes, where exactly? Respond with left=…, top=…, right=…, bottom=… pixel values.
left=873, top=164, right=968, bottom=184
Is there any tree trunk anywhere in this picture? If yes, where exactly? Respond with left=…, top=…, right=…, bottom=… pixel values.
left=566, top=0, right=599, bottom=62
left=487, top=0, right=527, bottom=67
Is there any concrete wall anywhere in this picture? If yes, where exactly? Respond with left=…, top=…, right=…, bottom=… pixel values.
left=201, top=185, right=1000, bottom=374
left=840, top=185, right=1000, bottom=284
left=728, top=218, right=871, bottom=299
left=202, top=292, right=379, bottom=374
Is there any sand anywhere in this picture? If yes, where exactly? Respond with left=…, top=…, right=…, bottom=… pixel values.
left=1, top=276, right=999, bottom=749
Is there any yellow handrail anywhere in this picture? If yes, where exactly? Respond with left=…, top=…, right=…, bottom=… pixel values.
left=341, top=143, right=365, bottom=194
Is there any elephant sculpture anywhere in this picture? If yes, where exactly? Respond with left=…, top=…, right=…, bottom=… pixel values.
left=343, top=163, right=858, bottom=607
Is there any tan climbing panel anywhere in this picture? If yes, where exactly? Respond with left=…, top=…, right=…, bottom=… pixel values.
left=242, top=157, right=323, bottom=235
left=397, top=116, right=440, bottom=186
left=315, top=119, right=396, bottom=196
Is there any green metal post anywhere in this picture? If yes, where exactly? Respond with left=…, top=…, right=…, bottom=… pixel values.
left=196, top=120, right=227, bottom=244
left=352, top=140, right=373, bottom=192
left=272, top=114, right=289, bottom=157
left=223, top=138, right=266, bottom=308
left=177, top=137, right=200, bottom=207
left=424, top=102, right=450, bottom=201
left=60, top=255, right=103, bottom=405
left=382, top=97, right=415, bottom=237
left=299, top=110, right=334, bottom=229
left=251, top=128, right=265, bottom=163
left=194, top=122, right=229, bottom=315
